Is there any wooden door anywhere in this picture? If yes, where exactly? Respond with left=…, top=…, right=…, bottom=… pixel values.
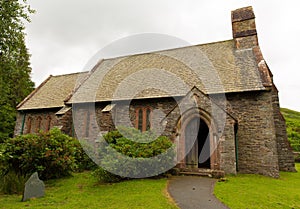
left=185, top=118, right=199, bottom=168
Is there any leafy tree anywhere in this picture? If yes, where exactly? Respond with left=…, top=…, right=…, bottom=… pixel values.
left=0, top=0, right=35, bottom=141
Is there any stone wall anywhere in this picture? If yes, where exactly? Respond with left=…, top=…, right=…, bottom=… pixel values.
left=57, top=108, right=73, bottom=136
left=218, top=116, right=237, bottom=174
left=227, top=90, right=280, bottom=178
left=271, top=87, right=296, bottom=172
left=68, top=99, right=178, bottom=151
left=70, top=103, right=115, bottom=142
left=61, top=90, right=281, bottom=177
left=14, top=87, right=293, bottom=178
left=160, top=89, right=237, bottom=175
left=14, top=112, right=24, bottom=136
left=14, top=109, right=59, bottom=136
left=113, top=98, right=178, bottom=138
left=68, top=99, right=176, bottom=140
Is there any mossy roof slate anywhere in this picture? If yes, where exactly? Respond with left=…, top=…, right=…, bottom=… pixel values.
left=68, top=39, right=265, bottom=104
left=17, top=72, right=88, bottom=110
left=18, top=39, right=266, bottom=109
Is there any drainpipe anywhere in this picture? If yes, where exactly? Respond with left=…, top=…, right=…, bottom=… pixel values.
left=72, top=123, right=75, bottom=138
left=234, top=123, right=239, bottom=172
left=20, top=112, right=26, bottom=135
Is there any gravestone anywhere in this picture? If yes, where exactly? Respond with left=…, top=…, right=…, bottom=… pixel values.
left=22, top=172, right=45, bottom=202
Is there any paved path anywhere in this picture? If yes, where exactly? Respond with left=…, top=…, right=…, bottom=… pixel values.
left=167, top=176, right=229, bottom=209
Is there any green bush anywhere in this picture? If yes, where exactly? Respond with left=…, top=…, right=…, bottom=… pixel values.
left=0, top=128, right=94, bottom=180
left=94, top=127, right=175, bottom=183
left=92, top=167, right=122, bottom=183
left=0, top=171, right=28, bottom=195
left=103, top=127, right=173, bottom=158
left=73, top=140, right=98, bottom=172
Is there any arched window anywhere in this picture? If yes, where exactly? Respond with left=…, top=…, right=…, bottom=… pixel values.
left=138, top=109, right=143, bottom=131
left=135, top=107, right=152, bottom=132
left=26, top=117, right=32, bottom=134
left=35, top=116, right=42, bottom=133
left=45, top=116, right=52, bottom=131
left=146, top=108, right=151, bottom=131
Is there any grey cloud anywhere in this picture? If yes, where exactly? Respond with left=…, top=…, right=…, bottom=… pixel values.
left=24, top=0, right=300, bottom=111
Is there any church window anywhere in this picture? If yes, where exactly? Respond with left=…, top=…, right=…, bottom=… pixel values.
left=35, top=116, right=42, bottom=132
left=26, top=117, right=32, bottom=134
left=46, top=116, right=51, bottom=131
left=135, top=107, right=152, bottom=132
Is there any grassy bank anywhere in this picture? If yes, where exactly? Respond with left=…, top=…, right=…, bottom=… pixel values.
left=215, top=163, right=300, bottom=209
left=0, top=172, right=177, bottom=209
left=281, top=108, right=300, bottom=152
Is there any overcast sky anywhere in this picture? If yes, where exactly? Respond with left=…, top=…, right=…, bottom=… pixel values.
left=24, top=0, right=300, bottom=111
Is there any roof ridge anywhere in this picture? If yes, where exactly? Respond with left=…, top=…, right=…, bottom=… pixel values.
left=63, top=59, right=105, bottom=103
left=101, top=39, right=234, bottom=61
left=51, top=71, right=89, bottom=78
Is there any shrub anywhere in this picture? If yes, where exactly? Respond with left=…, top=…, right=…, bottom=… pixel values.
left=0, top=171, right=28, bottom=195
left=94, top=127, right=175, bottom=183
left=0, top=128, right=94, bottom=180
left=92, top=167, right=122, bottom=183
left=73, top=140, right=98, bottom=172
left=103, top=127, right=174, bottom=158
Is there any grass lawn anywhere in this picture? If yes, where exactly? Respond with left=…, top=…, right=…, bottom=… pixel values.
left=2, top=165, right=300, bottom=209
left=0, top=172, right=178, bottom=209
left=214, top=163, right=300, bottom=209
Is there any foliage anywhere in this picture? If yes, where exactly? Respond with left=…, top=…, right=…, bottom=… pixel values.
left=0, top=0, right=35, bottom=141
left=0, top=128, right=94, bottom=180
left=94, top=127, right=175, bottom=182
left=103, top=127, right=173, bottom=158
left=281, top=108, right=300, bottom=152
left=0, top=170, right=29, bottom=195
left=0, top=171, right=178, bottom=209
left=73, top=140, right=97, bottom=172
left=214, top=163, right=300, bottom=209
left=92, top=167, right=122, bottom=183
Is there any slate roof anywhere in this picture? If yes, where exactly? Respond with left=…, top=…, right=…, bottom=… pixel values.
left=17, top=39, right=267, bottom=110
left=17, top=72, right=88, bottom=110
left=68, top=39, right=265, bottom=104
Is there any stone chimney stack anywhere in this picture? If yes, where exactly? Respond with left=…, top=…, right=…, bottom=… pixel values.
left=231, top=6, right=258, bottom=49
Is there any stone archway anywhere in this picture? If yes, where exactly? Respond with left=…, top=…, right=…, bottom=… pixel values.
left=176, top=109, right=219, bottom=171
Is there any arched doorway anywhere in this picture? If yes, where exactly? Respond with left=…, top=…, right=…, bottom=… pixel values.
left=185, top=117, right=211, bottom=169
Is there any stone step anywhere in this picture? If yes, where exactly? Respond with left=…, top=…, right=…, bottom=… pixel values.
left=179, top=171, right=213, bottom=177
left=179, top=169, right=225, bottom=178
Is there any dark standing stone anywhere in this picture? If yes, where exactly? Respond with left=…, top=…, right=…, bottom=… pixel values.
left=22, top=172, right=45, bottom=202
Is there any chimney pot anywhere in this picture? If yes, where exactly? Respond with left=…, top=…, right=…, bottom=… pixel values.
left=232, top=6, right=255, bottom=23
left=231, top=6, right=258, bottom=49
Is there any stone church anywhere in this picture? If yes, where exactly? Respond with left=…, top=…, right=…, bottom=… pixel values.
left=15, top=6, right=295, bottom=177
